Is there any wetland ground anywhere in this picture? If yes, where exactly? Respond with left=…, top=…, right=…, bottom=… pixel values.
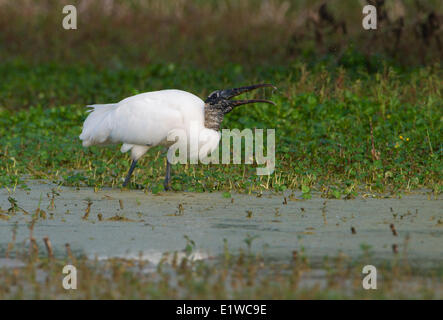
left=0, top=180, right=441, bottom=299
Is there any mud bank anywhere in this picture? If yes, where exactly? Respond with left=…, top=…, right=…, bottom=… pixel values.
left=0, top=180, right=441, bottom=269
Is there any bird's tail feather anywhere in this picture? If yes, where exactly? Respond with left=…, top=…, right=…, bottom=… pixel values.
left=79, top=104, right=117, bottom=147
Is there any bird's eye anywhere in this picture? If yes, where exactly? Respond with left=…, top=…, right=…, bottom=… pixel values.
left=208, top=91, right=219, bottom=100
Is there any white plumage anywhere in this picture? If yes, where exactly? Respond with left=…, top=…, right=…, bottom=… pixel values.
left=79, top=83, right=275, bottom=188
left=79, top=89, right=218, bottom=161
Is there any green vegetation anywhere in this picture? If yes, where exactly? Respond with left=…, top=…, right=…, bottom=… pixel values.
left=0, top=0, right=441, bottom=194
left=0, top=61, right=441, bottom=194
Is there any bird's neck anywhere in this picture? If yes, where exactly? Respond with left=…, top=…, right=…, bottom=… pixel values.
left=204, top=105, right=224, bottom=131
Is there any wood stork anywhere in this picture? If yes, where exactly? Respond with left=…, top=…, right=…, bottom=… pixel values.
left=79, top=84, right=275, bottom=190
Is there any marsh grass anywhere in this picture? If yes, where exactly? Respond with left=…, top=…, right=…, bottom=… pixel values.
left=0, top=1, right=441, bottom=194
left=0, top=61, right=441, bottom=194
left=0, top=236, right=441, bottom=299
left=0, top=0, right=442, bottom=67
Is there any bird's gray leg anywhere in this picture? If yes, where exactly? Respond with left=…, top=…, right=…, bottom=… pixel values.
left=164, top=158, right=171, bottom=191
left=122, top=160, right=138, bottom=187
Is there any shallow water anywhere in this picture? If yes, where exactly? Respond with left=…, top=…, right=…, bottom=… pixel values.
left=0, top=180, right=441, bottom=269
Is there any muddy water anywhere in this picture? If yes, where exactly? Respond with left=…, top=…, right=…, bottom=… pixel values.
left=0, top=180, right=441, bottom=269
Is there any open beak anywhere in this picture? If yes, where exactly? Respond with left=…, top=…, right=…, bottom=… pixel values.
left=220, top=83, right=276, bottom=107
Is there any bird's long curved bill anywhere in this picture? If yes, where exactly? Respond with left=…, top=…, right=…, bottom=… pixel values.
left=221, top=83, right=276, bottom=106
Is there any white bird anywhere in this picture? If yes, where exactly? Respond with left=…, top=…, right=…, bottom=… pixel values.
left=79, top=84, right=275, bottom=189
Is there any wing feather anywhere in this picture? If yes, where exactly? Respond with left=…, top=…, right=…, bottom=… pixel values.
left=80, top=90, right=205, bottom=148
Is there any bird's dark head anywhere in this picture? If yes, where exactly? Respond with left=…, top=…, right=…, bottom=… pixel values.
left=204, top=83, right=276, bottom=131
